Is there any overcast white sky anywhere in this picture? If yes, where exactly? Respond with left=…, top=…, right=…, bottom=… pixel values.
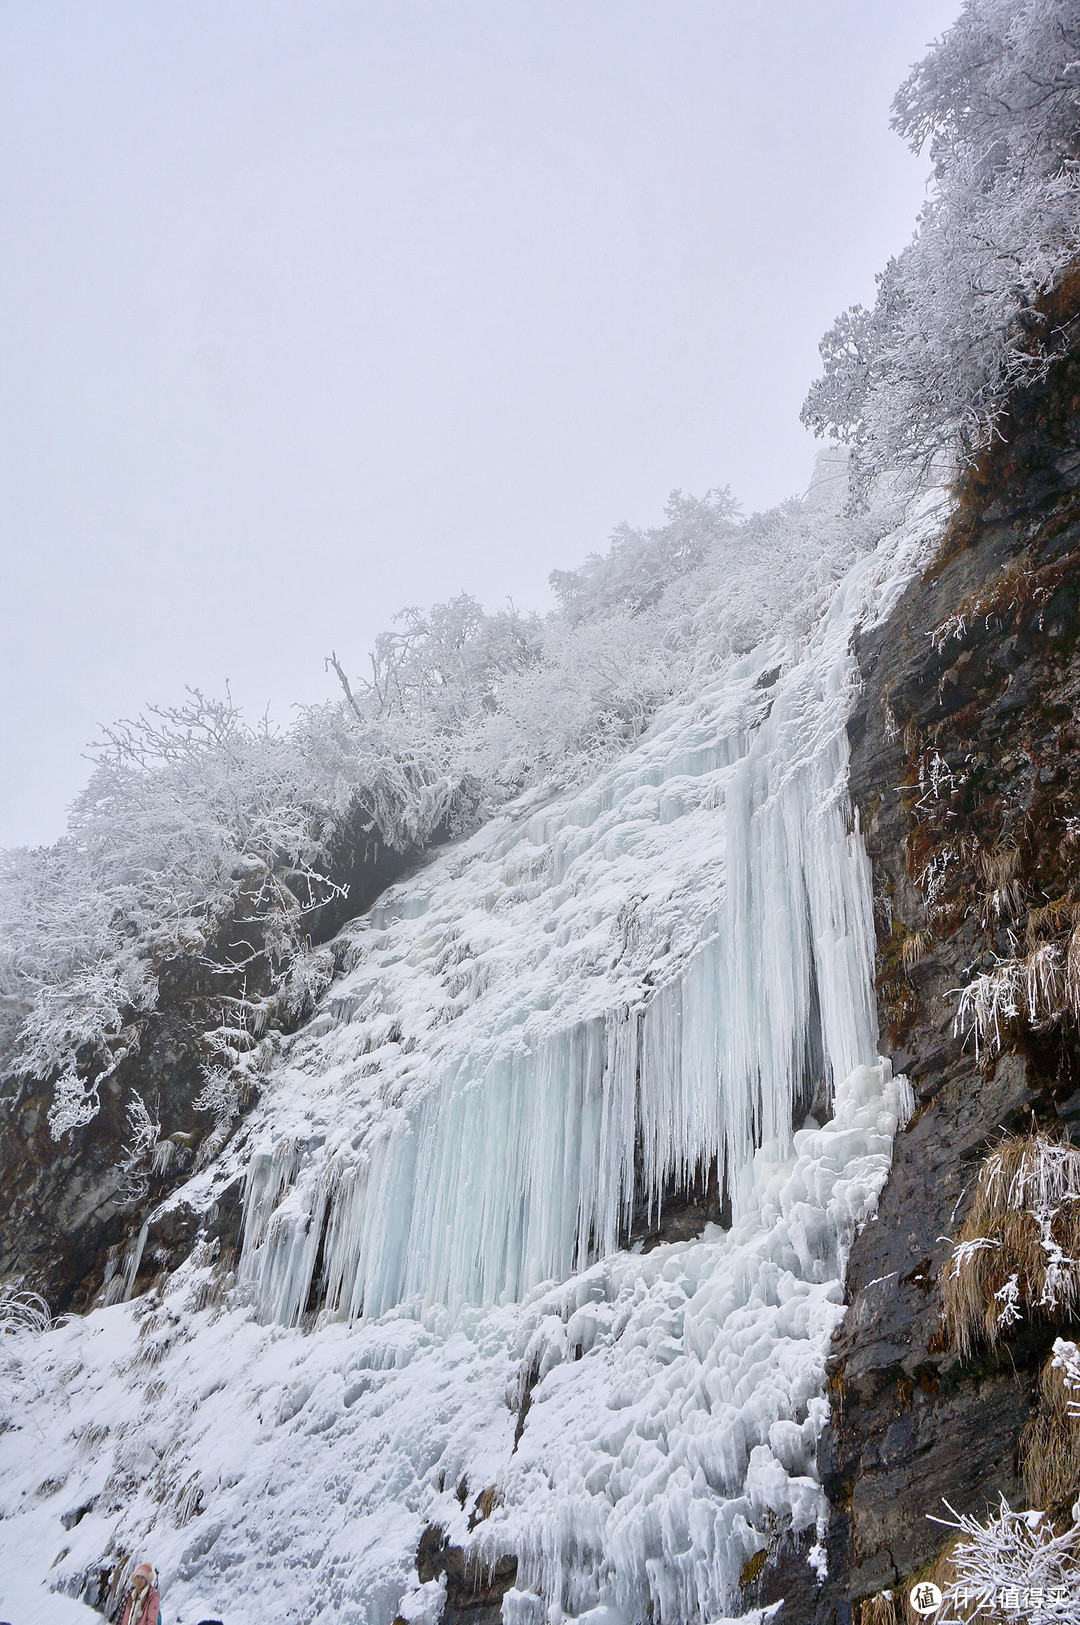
left=2, top=0, right=961, bottom=849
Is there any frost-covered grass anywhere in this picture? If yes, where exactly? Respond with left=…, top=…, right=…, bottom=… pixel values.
left=1022, top=1338, right=1080, bottom=1513
left=0, top=1286, right=52, bottom=1434
left=941, top=1133, right=1080, bottom=1358
left=0, top=1285, right=51, bottom=1337
left=952, top=919, right=1080, bottom=1062
left=856, top=1594, right=898, bottom=1625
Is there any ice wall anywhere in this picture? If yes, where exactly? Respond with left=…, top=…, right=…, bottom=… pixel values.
left=236, top=510, right=910, bottom=1333
left=0, top=493, right=944, bottom=1625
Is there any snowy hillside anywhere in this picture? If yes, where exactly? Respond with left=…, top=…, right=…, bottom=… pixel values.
left=0, top=490, right=944, bottom=1625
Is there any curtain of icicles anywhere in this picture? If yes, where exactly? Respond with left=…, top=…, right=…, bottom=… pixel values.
left=238, top=610, right=878, bottom=1329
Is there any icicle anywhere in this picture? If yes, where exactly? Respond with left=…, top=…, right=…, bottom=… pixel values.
left=120, top=1219, right=149, bottom=1302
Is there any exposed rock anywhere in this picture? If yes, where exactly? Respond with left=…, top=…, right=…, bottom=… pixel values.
left=0, top=823, right=423, bottom=1312
left=825, top=330, right=1080, bottom=1614
left=416, top=1522, right=518, bottom=1625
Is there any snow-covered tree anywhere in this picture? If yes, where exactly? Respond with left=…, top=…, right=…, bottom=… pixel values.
left=803, top=0, right=1080, bottom=478
left=549, top=487, right=740, bottom=624
left=347, top=594, right=544, bottom=729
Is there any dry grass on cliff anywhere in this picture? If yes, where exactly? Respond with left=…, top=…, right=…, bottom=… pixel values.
left=1026, top=898, right=1080, bottom=949
left=952, top=926, right=1080, bottom=1061
left=941, top=1133, right=1080, bottom=1358
left=858, top=1591, right=898, bottom=1625
left=931, top=552, right=1078, bottom=653
left=1021, top=1339, right=1080, bottom=1513
left=901, top=929, right=931, bottom=972
left=975, top=844, right=1026, bottom=931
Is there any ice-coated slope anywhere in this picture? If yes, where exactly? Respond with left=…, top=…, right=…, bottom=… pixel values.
left=0, top=492, right=943, bottom=1625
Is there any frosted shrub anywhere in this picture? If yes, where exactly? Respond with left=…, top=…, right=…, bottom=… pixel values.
left=0, top=1287, right=51, bottom=1429
left=0, top=692, right=356, bottom=1134
left=0, top=694, right=496, bottom=1136
left=345, top=592, right=545, bottom=732
left=803, top=0, right=1080, bottom=480
left=0, top=837, right=159, bottom=1135
left=930, top=1499, right=1080, bottom=1624
left=115, top=1094, right=161, bottom=1204
left=941, top=1134, right=1080, bottom=1356
left=474, top=606, right=687, bottom=792
left=549, top=487, right=741, bottom=623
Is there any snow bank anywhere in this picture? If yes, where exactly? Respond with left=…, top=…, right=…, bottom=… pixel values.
left=0, top=1571, right=102, bottom=1624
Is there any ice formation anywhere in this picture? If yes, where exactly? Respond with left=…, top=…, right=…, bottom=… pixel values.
left=0, top=493, right=942, bottom=1625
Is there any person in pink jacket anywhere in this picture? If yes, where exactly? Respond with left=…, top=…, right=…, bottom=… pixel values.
left=118, top=1563, right=161, bottom=1625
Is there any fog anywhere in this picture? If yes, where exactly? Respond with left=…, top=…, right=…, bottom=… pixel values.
left=1, top=0, right=960, bottom=847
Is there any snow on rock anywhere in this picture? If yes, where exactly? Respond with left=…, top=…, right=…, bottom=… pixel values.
left=0, top=1569, right=104, bottom=1624
left=0, top=495, right=942, bottom=1625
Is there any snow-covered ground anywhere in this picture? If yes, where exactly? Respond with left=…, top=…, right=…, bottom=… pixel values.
left=0, top=492, right=944, bottom=1625
left=0, top=1572, right=103, bottom=1625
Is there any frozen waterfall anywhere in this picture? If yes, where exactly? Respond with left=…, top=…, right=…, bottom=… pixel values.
left=236, top=535, right=891, bottom=1333
left=0, top=492, right=944, bottom=1625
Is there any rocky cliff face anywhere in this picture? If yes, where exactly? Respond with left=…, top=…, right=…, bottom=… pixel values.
left=0, top=825, right=419, bottom=1314
left=822, top=331, right=1080, bottom=1614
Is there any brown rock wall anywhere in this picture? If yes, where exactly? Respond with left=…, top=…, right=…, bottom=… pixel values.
left=821, top=339, right=1080, bottom=1617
